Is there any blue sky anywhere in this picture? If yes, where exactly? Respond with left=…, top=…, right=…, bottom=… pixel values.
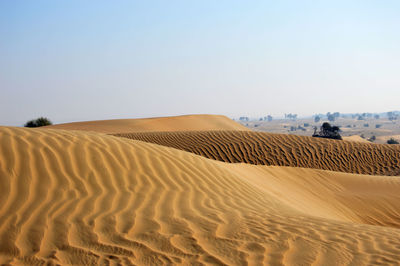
left=1, top=0, right=400, bottom=125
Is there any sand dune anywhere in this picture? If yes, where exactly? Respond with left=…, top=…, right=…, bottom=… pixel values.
left=376, top=134, right=400, bottom=144
left=343, top=135, right=370, bottom=143
left=1, top=126, right=400, bottom=265
left=46, top=114, right=247, bottom=133
left=115, top=130, right=400, bottom=176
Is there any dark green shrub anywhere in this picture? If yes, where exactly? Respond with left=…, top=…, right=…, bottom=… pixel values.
left=312, top=122, right=342, bottom=140
left=24, top=117, right=52, bottom=127
left=387, top=138, right=399, bottom=144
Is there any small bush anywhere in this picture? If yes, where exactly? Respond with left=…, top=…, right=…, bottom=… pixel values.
left=375, top=124, right=382, bottom=128
left=312, top=122, right=342, bottom=140
left=368, top=135, right=376, bottom=142
left=24, top=117, right=52, bottom=127
left=363, top=123, right=369, bottom=127
left=387, top=138, right=399, bottom=144
left=304, top=123, right=310, bottom=127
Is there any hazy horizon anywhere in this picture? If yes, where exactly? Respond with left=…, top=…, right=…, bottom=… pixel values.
left=1, top=1, right=400, bottom=126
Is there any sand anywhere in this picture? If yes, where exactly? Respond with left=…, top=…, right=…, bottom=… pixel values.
left=45, top=114, right=248, bottom=133
left=1, top=125, right=400, bottom=265
left=116, top=130, right=400, bottom=176
left=342, top=135, right=370, bottom=143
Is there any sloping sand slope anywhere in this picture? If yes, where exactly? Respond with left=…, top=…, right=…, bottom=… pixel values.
left=46, top=114, right=247, bottom=133
left=1, top=127, right=400, bottom=265
left=343, top=135, right=370, bottom=143
left=115, top=131, right=400, bottom=176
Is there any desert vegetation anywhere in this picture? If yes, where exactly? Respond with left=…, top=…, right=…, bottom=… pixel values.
left=387, top=138, right=399, bottom=144
left=24, top=117, right=52, bottom=127
left=312, top=122, right=342, bottom=140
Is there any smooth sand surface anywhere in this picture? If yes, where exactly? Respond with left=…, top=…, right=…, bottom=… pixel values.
left=376, top=134, right=400, bottom=144
left=116, top=130, right=400, bottom=176
left=46, top=114, right=248, bottom=133
left=343, top=135, right=370, bottom=143
left=1, top=126, right=400, bottom=265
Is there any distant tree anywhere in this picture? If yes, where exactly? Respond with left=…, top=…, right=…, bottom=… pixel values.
left=374, top=114, right=380, bottom=119
left=375, top=124, right=382, bottom=128
left=304, top=123, right=310, bottom=127
left=24, top=117, right=52, bottom=127
left=312, top=122, right=342, bottom=140
left=388, top=112, right=397, bottom=121
left=363, top=123, right=369, bottom=127
left=387, top=138, right=399, bottom=144
left=314, top=115, right=321, bottom=123
left=326, top=112, right=331, bottom=118
left=267, top=115, right=273, bottom=122
left=285, top=113, right=297, bottom=121
left=333, top=112, right=340, bottom=118
left=327, top=113, right=335, bottom=122
left=297, top=125, right=306, bottom=131
left=239, top=117, right=249, bottom=122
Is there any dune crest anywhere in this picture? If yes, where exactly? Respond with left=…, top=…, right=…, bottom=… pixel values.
left=115, top=130, right=400, bottom=176
left=1, top=127, right=400, bottom=265
left=45, top=114, right=247, bottom=133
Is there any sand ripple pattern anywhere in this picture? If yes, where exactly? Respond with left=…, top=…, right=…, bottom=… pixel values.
left=1, top=127, right=400, bottom=265
left=115, top=130, right=400, bottom=176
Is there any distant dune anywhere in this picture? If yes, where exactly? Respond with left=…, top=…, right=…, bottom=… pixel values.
left=46, top=114, right=247, bottom=133
left=1, top=126, right=400, bottom=265
left=115, top=130, right=400, bottom=176
left=343, top=135, right=370, bottom=143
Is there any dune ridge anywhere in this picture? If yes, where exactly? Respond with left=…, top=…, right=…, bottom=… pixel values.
left=1, top=127, right=400, bottom=265
left=115, top=130, right=400, bottom=176
left=45, top=114, right=247, bottom=133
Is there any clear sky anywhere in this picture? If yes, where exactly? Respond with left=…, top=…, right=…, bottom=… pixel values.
left=1, top=0, right=399, bottom=126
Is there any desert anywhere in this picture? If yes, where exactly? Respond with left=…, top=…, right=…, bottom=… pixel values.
left=1, top=115, right=400, bottom=265
left=2, top=1, right=400, bottom=265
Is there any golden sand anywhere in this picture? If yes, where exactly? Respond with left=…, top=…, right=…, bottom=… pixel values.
left=116, top=130, right=400, bottom=176
left=1, top=126, right=400, bottom=265
left=45, top=114, right=248, bottom=133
